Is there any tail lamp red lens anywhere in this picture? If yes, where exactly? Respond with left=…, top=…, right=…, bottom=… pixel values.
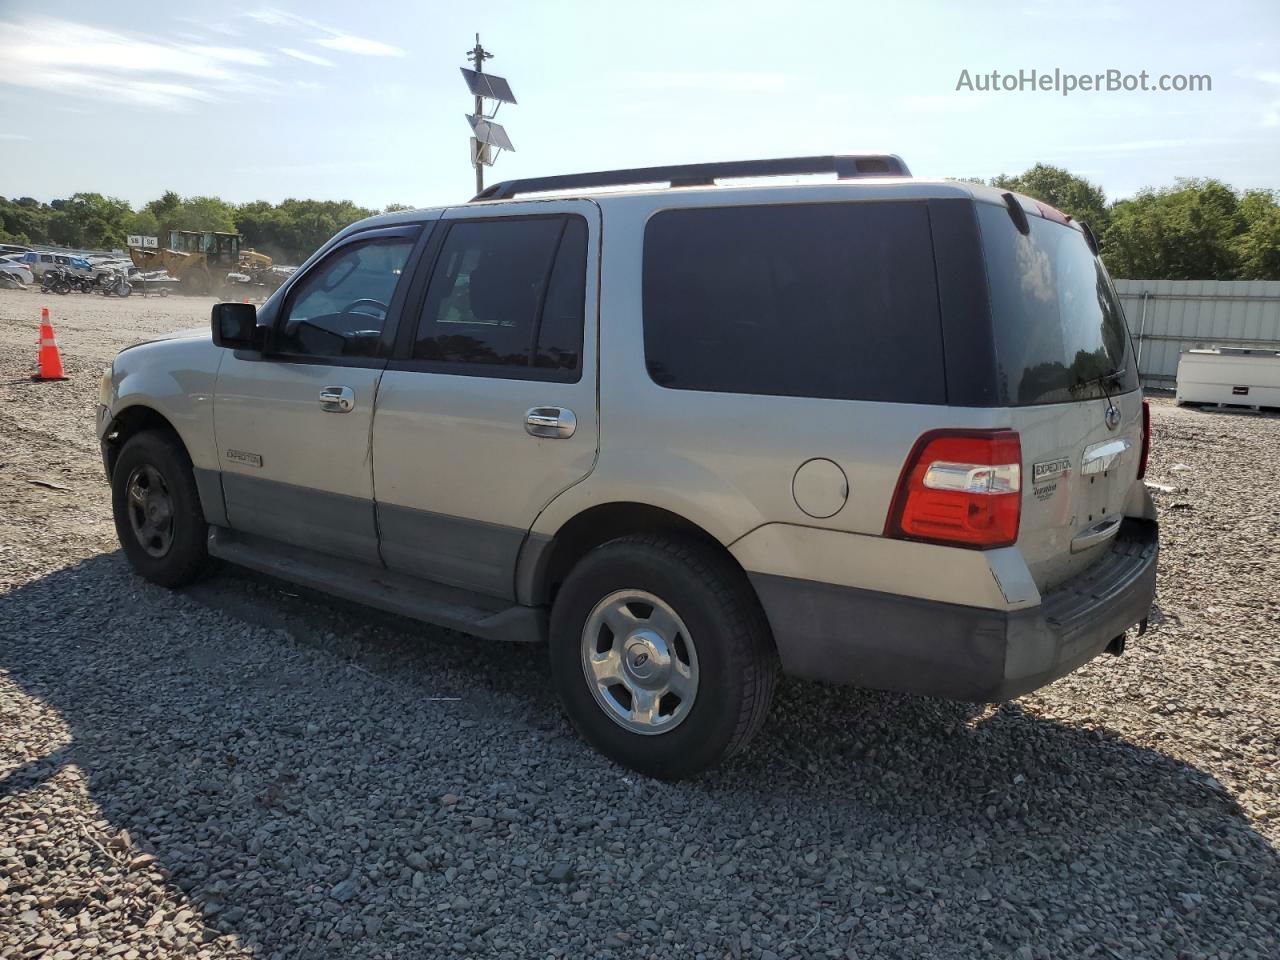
left=885, top=430, right=1022, bottom=549
left=1137, top=399, right=1151, bottom=479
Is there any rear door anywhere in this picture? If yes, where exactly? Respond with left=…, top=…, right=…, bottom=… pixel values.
left=372, top=200, right=600, bottom=599
left=976, top=200, right=1143, bottom=591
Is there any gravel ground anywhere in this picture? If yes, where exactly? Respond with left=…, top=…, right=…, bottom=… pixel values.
left=1, top=285, right=1277, bottom=959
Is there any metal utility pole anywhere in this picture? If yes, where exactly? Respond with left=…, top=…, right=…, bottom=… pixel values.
left=461, top=35, right=516, bottom=196
left=466, top=35, right=493, bottom=194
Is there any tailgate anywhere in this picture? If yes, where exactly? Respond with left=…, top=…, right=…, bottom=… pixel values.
left=1011, top=390, right=1144, bottom=591
left=974, top=196, right=1144, bottom=593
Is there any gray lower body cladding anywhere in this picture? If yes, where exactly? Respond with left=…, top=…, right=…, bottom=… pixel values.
left=750, top=518, right=1158, bottom=702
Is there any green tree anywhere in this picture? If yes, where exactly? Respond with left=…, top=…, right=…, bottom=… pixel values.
left=1233, top=189, right=1280, bottom=280
left=179, top=196, right=237, bottom=233
left=42, top=192, right=132, bottom=249
left=124, top=209, right=161, bottom=240
left=1104, top=178, right=1243, bottom=280
left=144, top=190, right=182, bottom=230
left=0, top=197, right=50, bottom=245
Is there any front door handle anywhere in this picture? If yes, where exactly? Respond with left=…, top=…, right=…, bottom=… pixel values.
left=319, top=386, right=355, bottom=413
left=525, top=406, right=576, bottom=439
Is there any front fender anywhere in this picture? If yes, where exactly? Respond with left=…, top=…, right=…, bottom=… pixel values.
left=105, top=336, right=224, bottom=473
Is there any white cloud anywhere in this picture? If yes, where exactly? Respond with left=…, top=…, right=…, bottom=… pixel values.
left=624, top=71, right=791, bottom=94
left=901, top=94, right=991, bottom=113
left=1252, top=70, right=1280, bottom=85
left=279, top=47, right=334, bottom=67
left=0, top=133, right=31, bottom=140
left=0, top=17, right=271, bottom=109
left=314, top=35, right=404, bottom=57
left=247, top=7, right=405, bottom=57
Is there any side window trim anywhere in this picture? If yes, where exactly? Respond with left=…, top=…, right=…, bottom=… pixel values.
left=389, top=212, right=589, bottom=383
left=264, top=223, right=428, bottom=367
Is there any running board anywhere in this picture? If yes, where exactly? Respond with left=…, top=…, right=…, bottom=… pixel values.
left=206, top=526, right=545, bottom=644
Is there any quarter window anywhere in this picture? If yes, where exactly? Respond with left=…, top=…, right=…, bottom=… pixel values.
left=642, top=202, right=945, bottom=403
left=275, top=236, right=415, bottom=359
left=413, top=216, right=587, bottom=379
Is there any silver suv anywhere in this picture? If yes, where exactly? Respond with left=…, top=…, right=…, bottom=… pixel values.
left=99, top=155, right=1158, bottom=777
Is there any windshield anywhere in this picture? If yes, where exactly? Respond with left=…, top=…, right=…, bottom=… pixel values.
left=977, top=202, right=1138, bottom=406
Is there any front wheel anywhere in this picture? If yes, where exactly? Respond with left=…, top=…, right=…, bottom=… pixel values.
left=111, top=430, right=208, bottom=587
left=550, top=535, right=777, bottom=779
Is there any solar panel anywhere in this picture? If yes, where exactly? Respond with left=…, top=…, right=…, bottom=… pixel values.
left=460, top=67, right=517, bottom=105
left=466, top=114, right=515, bottom=152
left=480, top=72, right=516, bottom=104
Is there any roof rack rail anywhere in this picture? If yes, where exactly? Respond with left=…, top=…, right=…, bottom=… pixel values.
left=470, top=154, right=911, bottom=202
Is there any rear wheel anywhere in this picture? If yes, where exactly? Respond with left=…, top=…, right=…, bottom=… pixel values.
left=550, top=535, right=777, bottom=778
left=111, top=431, right=208, bottom=587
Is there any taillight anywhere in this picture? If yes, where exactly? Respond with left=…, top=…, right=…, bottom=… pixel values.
left=1137, top=399, right=1151, bottom=479
left=885, top=430, right=1022, bottom=549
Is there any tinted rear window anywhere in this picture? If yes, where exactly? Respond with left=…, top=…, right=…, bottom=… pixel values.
left=977, top=202, right=1137, bottom=405
left=643, top=201, right=945, bottom=404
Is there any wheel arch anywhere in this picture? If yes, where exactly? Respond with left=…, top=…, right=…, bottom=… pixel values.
left=102, top=404, right=186, bottom=479
left=103, top=404, right=226, bottom=527
left=516, top=501, right=756, bottom=609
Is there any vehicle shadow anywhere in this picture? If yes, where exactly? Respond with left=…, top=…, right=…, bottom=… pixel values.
left=1, top=553, right=1276, bottom=958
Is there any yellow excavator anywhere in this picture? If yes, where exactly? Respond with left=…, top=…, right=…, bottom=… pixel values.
left=129, top=231, right=289, bottom=296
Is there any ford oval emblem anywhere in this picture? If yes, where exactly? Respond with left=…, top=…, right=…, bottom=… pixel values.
left=1104, top=404, right=1122, bottom=431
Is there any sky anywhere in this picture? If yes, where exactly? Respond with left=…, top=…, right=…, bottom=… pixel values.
left=0, top=0, right=1277, bottom=211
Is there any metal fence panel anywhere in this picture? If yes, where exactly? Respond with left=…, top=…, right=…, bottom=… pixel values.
left=1113, top=279, right=1280, bottom=386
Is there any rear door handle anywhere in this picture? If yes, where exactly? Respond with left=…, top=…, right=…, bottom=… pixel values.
left=319, top=386, right=355, bottom=413
left=525, top=406, right=576, bottom=439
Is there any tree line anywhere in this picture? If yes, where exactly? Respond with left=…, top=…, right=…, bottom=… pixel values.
left=0, top=191, right=410, bottom=266
left=2, top=167, right=1278, bottom=279
left=985, top=166, right=1279, bottom=282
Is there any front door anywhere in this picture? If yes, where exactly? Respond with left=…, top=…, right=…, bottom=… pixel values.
left=372, top=200, right=601, bottom=598
left=213, top=224, right=424, bottom=563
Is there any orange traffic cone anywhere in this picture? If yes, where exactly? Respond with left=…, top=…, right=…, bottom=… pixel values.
left=33, top=308, right=67, bottom=381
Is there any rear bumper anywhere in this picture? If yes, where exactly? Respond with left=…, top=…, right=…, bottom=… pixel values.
left=750, top=517, right=1158, bottom=702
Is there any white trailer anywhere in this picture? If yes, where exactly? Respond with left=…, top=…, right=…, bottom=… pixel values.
left=1175, top=347, right=1280, bottom=408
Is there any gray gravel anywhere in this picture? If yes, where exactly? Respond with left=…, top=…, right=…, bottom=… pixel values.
left=1, top=286, right=1278, bottom=959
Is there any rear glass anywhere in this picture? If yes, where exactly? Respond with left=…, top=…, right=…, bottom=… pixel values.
left=642, top=201, right=945, bottom=404
left=977, top=202, right=1137, bottom=406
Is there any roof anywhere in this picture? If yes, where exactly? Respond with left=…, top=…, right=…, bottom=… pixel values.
left=343, top=156, right=1083, bottom=235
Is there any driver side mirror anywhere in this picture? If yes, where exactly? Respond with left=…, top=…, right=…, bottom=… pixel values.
left=211, top=301, right=261, bottom=351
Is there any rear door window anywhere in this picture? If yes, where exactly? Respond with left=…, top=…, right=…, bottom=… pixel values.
left=977, top=202, right=1137, bottom=405
left=642, top=201, right=945, bottom=403
left=412, top=215, right=586, bottom=380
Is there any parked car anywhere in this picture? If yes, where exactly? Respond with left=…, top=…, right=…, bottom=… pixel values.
left=0, top=255, right=35, bottom=286
left=0, top=243, right=33, bottom=256
left=19, top=251, right=94, bottom=279
left=97, top=155, right=1158, bottom=778
left=87, top=256, right=135, bottom=283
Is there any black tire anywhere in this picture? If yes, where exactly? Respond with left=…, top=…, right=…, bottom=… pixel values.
left=111, top=430, right=208, bottom=587
left=549, top=535, right=777, bottom=779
